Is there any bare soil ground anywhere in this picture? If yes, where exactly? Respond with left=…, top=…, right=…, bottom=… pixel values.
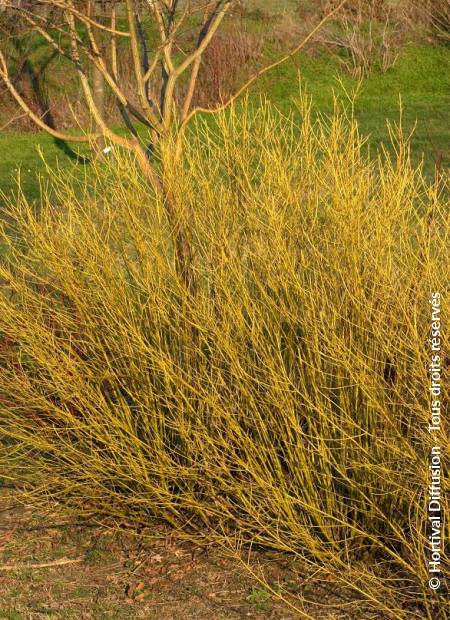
left=0, top=488, right=397, bottom=620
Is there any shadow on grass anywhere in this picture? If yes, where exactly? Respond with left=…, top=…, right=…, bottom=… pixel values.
left=53, top=138, right=91, bottom=166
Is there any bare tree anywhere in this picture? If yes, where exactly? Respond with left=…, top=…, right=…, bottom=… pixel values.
left=0, top=0, right=346, bottom=290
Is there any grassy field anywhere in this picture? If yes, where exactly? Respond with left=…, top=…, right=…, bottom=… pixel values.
left=1, top=43, right=449, bottom=201
left=261, top=44, right=450, bottom=170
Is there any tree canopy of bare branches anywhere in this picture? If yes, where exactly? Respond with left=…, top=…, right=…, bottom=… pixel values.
left=0, top=0, right=346, bottom=289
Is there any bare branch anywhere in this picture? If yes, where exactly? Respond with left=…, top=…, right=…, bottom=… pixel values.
left=16, top=0, right=132, bottom=37
left=162, top=0, right=232, bottom=128
left=181, top=54, right=201, bottom=121
left=110, top=2, right=118, bottom=80
left=125, top=0, right=161, bottom=127
left=0, top=49, right=92, bottom=142
left=181, top=0, right=348, bottom=130
left=181, top=2, right=221, bottom=121
left=175, top=1, right=232, bottom=77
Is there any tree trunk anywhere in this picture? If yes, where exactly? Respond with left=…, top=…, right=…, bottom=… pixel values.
left=92, top=61, right=106, bottom=151
left=92, top=0, right=106, bottom=153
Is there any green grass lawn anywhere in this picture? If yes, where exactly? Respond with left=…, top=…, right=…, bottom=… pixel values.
left=255, top=43, right=450, bottom=176
left=0, top=43, right=449, bottom=201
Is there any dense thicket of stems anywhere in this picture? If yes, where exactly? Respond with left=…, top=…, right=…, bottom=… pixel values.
left=1, top=100, right=448, bottom=618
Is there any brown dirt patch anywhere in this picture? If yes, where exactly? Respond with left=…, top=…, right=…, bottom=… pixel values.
left=0, top=488, right=396, bottom=619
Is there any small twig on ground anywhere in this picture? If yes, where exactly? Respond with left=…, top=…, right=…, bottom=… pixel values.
left=0, top=111, right=29, bottom=131
left=0, top=522, right=99, bottom=532
left=0, top=557, right=83, bottom=571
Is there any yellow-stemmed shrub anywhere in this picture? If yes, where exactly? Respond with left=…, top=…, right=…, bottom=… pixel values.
left=0, top=98, right=448, bottom=618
